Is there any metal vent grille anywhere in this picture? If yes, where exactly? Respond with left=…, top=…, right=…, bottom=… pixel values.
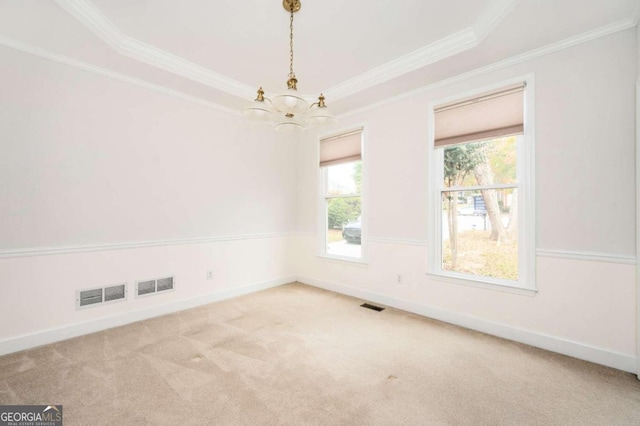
left=104, top=284, right=126, bottom=302
left=137, top=280, right=156, bottom=296
left=77, top=283, right=127, bottom=310
left=79, top=288, right=102, bottom=307
left=157, top=277, right=174, bottom=292
left=360, top=303, right=385, bottom=312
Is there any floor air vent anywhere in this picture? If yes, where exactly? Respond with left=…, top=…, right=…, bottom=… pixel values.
left=361, top=303, right=385, bottom=312
left=76, top=283, right=127, bottom=310
left=135, top=276, right=175, bottom=297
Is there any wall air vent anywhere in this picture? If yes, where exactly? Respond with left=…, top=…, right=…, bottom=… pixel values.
left=157, top=277, right=174, bottom=292
left=136, top=280, right=156, bottom=296
left=104, top=284, right=126, bottom=302
left=135, top=276, right=175, bottom=298
left=76, top=283, right=127, bottom=310
left=79, top=288, right=102, bottom=307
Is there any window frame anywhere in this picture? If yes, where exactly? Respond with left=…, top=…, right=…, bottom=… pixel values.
left=427, top=75, right=536, bottom=292
left=317, top=126, right=368, bottom=263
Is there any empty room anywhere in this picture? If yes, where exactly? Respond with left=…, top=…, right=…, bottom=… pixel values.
left=1, top=0, right=640, bottom=424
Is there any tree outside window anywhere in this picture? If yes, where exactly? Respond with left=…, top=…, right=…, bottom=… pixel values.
left=430, top=80, right=533, bottom=289
left=441, top=137, right=518, bottom=281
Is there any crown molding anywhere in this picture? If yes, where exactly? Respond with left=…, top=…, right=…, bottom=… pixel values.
left=324, top=28, right=477, bottom=101
left=472, top=0, right=523, bottom=42
left=4, top=1, right=635, bottom=116
left=338, top=16, right=637, bottom=119
left=54, top=0, right=255, bottom=100
left=324, top=0, right=520, bottom=101
left=54, top=0, right=518, bottom=104
left=0, top=36, right=239, bottom=115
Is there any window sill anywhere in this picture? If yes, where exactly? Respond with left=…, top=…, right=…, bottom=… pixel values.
left=317, top=253, right=369, bottom=266
left=426, top=272, right=537, bottom=297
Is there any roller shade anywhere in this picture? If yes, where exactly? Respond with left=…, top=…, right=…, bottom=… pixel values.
left=319, top=128, right=363, bottom=167
left=434, top=83, right=525, bottom=148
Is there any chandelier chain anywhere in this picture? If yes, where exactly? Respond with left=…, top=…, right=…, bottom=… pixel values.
left=289, top=6, right=294, bottom=78
left=243, top=0, right=335, bottom=130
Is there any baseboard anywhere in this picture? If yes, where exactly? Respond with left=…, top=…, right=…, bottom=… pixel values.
left=0, top=276, right=295, bottom=356
left=4, top=275, right=634, bottom=374
left=297, top=275, right=636, bottom=374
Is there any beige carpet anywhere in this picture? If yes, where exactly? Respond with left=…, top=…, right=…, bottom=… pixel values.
left=1, top=282, right=639, bottom=425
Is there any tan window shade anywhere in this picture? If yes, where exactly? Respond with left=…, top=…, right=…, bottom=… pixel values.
left=434, top=83, right=525, bottom=148
left=320, top=128, right=363, bottom=167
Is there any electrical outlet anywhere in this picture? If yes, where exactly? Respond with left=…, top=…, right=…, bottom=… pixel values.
left=207, top=270, right=213, bottom=280
left=396, top=274, right=403, bottom=285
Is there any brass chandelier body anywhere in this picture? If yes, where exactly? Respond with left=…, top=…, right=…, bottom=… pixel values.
left=242, top=0, right=335, bottom=132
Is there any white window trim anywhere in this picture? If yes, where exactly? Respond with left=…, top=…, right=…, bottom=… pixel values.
left=317, top=124, right=369, bottom=264
left=427, top=75, right=536, bottom=291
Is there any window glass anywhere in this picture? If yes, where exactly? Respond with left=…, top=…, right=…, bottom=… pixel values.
left=430, top=79, right=533, bottom=288
left=325, top=160, right=362, bottom=259
left=441, top=187, right=518, bottom=281
left=443, top=138, right=517, bottom=187
left=327, top=162, right=359, bottom=195
left=438, top=135, right=519, bottom=283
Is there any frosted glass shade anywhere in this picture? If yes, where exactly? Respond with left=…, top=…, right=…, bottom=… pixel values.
left=242, top=99, right=273, bottom=122
left=306, top=105, right=336, bottom=127
left=271, top=88, right=309, bottom=114
left=275, top=115, right=304, bottom=133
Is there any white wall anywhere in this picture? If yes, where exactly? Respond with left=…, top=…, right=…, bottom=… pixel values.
left=294, top=29, right=638, bottom=372
left=0, top=46, right=298, bottom=352
left=0, top=237, right=294, bottom=352
left=0, top=47, right=297, bottom=249
left=1, top=27, right=637, bottom=374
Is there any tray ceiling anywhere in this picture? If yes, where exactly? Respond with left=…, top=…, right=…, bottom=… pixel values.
left=0, top=0, right=638, bottom=115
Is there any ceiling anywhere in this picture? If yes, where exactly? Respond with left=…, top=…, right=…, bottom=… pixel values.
left=0, top=0, right=638, bottom=115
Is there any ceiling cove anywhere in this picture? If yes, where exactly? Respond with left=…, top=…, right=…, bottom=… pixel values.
left=0, top=1, right=637, bottom=116
left=54, top=0, right=256, bottom=100
left=53, top=0, right=520, bottom=103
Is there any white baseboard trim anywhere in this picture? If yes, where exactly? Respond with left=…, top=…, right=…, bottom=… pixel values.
left=0, top=276, right=295, bottom=356
left=297, top=275, right=636, bottom=373
left=3, top=274, right=635, bottom=374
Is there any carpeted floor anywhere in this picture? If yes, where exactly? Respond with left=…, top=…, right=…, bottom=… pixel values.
left=1, top=282, right=639, bottom=425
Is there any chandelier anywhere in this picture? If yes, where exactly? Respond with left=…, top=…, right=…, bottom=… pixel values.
left=243, top=0, right=335, bottom=132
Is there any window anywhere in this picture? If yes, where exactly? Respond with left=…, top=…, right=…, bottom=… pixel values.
left=428, top=79, right=535, bottom=290
left=319, top=128, right=365, bottom=261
